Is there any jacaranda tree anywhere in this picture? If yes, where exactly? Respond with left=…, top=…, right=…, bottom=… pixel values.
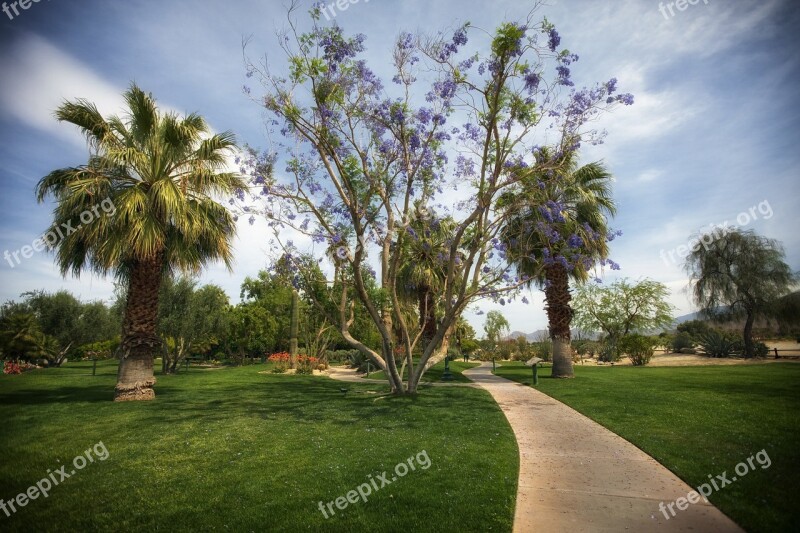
left=238, top=4, right=633, bottom=394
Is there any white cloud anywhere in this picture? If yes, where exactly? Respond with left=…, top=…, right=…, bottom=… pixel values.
left=0, top=34, right=127, bottom=147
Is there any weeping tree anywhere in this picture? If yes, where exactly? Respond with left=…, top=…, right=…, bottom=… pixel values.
left=238, top=3, right=633, bottom=394
left=500, top=146, right=617, bottom=378
left=37, top=84, right=244, bottom=401
left=684, top=229, right=796, bottom=357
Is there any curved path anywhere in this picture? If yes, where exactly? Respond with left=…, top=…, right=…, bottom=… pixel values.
left=462, top=363, right=743, bottom=533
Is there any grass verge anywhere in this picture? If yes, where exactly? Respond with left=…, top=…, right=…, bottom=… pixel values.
left=494, top=361, right=800, bottom=533
left=0, top=360, right=517, bottom=532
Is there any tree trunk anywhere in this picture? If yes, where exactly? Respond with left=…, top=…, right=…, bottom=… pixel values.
left=289, top=289, right=299, bottom=368
left=408, top=323, right=453, bottom=393
left=418, top=287, right=436, bottom=350
left=115, top=253, right=164, bottom=401
left=545, top=264, right=574, bottom=378
left=743, top=311, right=755, bottom=359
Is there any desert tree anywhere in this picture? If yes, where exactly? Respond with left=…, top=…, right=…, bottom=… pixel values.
left=684, top=229, right=796, bottom=357
left=484, top=310, right=511, bottom=346
left=573, top=278, right=673, bottom=360
left=238, top=3, right=633, bottom=393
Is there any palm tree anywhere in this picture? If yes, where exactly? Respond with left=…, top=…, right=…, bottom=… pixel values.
left=0, top=312, right=47, bottom=362
left=501, top=148, right=616, bottom=378
left=36, top=84, right=244, bottom=401
left=396, top=205, right=458, bottom=351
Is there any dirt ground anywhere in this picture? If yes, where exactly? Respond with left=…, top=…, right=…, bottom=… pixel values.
left=575, top=340, right=800, bottom=367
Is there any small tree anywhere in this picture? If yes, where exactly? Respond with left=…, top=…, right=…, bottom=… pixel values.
left=684, top=230, right=797, bottom=357
left=484, top=311, right=511, bottom=347
left=573, top=278, right=674, bottom=360
left=157, top=277, right=229, bottom=373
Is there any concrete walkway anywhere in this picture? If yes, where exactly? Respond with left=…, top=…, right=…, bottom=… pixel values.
left=462, top=363, right=743, bottom=533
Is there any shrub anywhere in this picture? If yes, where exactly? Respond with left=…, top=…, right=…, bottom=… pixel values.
left=326, top=349, right=359, bottom=363
left=267, top=352, right=290, bottom=373
left=598, top=339, right=620, bottom=362
left=753, top=341, right=769, bottom=358
left=679, top=347, right=697, bottom=354
left=2, top=361, right=37, bottom=374
left=530, top=341, right=552, bottom=362
left=574, top=340, right=601, bottom=358
left=697, top=331, right=742, bottom=358
left=296, top=355, right=318, bottom=375
left=618, top=334, right=657, bottom=366
left=670, top=332, right=694, bottom=353
left=348, top=351, right=374, bottom=373
left=3, top=361, right=22, bottom=374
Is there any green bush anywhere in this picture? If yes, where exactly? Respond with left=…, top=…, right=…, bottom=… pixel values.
left=327, top=349, right=360, bottom=363
left=753, top=341, right=769, bottom=358
left=598, top=339, right=620, bottom=362
left=697, top=330, right=743, bottom=358
left=511, top=352, right=529, bottom=362
left=574, top=340, right=601, bottom=358
left=530, top=340, right=552, bottom=362
left=670, top=332, right=694, bottom=353
left=618, top=334, right=657, bottom=366
left=348, top=351, right=375, bottom=373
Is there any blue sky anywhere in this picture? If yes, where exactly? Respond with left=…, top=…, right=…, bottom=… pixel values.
left=0, top=0, right=798, bottom=335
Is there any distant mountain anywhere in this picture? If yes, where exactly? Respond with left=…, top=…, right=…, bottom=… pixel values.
left=505, top=330, right=548, bottom=342
left=504, top=329, right=597, bottom=341
left=673, top=311, right=701, bottom=324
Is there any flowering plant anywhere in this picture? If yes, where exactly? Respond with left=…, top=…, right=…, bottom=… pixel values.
left=3, top=361, right=23, bottom=375
left=239, top=6, right=633, bottom=394
left=267, top=352, right=291, bottom=373
left=296, top=355, right=319, bottom=375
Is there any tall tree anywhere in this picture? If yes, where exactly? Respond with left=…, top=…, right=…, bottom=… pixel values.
left=684, top=229, right=796, bottom=357
left=501, top=147, right=616, bottom=377
left=36, top=84, right=244, bottom=400
left=240, top=6, right=633, bottom=394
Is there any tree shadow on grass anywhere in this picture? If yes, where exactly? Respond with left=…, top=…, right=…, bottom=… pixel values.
left=137, top=376, right=501, bottom=429
left=0, top=383, right=114, bottom=404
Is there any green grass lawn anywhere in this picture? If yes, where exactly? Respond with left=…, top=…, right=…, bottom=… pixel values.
left=366, top=360, right=479, bottom=383
left=494, top=361, right=800, bottom=533
left=0, top=360, right=517, bottom=532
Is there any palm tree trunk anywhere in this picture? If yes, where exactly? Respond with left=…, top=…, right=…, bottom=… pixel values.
left=419, top=287, right=436, bottom=350
left=115, top=253, right=164, bottom=401
left=545, top=264, right=574, bottom=378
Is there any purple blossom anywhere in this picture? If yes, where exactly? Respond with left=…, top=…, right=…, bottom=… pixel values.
left=524, top=72, right=540, bottom=93
left=548, top=28, right=561, bottom=52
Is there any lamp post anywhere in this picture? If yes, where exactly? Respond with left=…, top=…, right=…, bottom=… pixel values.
left=526, top=357, right=543, bottom=386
